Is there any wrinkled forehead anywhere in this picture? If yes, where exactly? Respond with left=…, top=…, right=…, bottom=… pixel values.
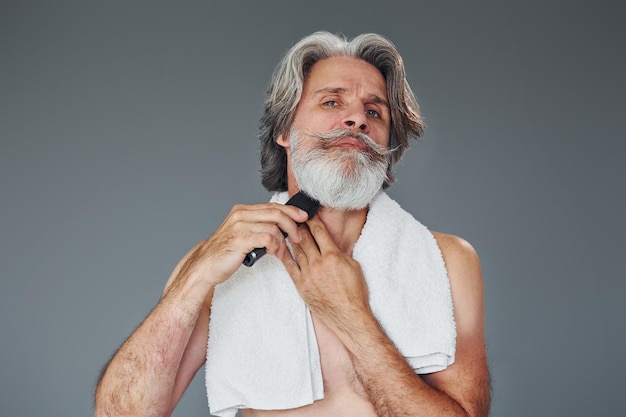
left=302, top=56, right=388, bottom=101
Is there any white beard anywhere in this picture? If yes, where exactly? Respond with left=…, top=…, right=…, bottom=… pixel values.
left=289, top=127, right=390, bottom=210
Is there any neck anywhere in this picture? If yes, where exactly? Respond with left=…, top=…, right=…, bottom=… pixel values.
left=316, top=205, right=368, bottom=255
left=286, top=186, right=368, bottom=255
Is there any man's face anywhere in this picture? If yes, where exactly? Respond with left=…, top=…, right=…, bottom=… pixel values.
left=287, top=56, right=390, bottom=148
left=277, top=56, right=392, bottom=209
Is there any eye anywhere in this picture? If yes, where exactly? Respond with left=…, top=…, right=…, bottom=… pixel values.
left=323, top=100, right=339, bottom=107
left=366, top=109, right=380, bottom=118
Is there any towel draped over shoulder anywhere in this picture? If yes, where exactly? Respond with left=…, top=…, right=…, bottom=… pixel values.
left=205, top=191, right=456, bottom=417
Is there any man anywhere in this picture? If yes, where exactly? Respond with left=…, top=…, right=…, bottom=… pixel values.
left=94, top=31, right=490, bottom=417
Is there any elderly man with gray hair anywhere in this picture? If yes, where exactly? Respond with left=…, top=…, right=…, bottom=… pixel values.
left=94, top=31, right=491, bottom=417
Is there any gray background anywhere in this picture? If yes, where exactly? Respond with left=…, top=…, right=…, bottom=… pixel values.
left=1, top=1, right=624, bottom=416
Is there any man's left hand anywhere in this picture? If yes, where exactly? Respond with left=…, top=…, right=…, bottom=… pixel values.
left=282, top=216, right=372, bottom=334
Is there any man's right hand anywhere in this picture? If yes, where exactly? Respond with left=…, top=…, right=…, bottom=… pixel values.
left=95, top=200, right=309, bottom=417
left=164, top=202, right=310, bottom=305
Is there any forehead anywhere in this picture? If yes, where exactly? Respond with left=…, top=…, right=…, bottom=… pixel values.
left=302, top=56, right=388, bottom=100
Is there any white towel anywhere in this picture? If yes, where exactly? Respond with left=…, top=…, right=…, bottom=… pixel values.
left=206, top=191, right=456, bottom=417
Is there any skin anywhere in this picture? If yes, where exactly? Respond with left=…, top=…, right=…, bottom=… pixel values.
left=94, top=56, right=490, bottom=417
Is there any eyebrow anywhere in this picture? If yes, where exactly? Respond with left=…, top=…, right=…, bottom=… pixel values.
left=312, top=87, right=390, bottom=108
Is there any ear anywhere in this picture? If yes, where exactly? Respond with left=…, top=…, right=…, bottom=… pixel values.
left=276, top=131, right=290, bottom=148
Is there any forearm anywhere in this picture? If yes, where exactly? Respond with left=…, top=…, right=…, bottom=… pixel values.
left=340, top=314, right=469, bottom=417
left=94, top=289, right=209, bottom=417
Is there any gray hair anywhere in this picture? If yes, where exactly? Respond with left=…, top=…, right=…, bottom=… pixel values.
left=259, top=31, right=425, bottom=191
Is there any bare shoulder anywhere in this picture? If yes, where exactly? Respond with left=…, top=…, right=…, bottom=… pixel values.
left=431, top=231, right=481, bottom=273
left=429, top=230, right=484, bottom=333
left=424, top=231, right=491, bottom=416
left=431, top=231, right=483, bottom=302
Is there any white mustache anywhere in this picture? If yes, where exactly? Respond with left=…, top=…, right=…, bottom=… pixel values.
left=305, top=129, right=393, bottom=158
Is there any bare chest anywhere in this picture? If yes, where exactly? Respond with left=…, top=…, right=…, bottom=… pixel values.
left=242, top=314, right=376, bottom=417
left=311, top=313, right=363, bottom=393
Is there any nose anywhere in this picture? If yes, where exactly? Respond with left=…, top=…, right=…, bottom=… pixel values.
left=342, top=105, right=369, bottom=134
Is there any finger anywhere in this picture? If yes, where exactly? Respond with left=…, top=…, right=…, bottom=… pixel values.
left=292, top=223, right=321, bottom=258
left=244, top=202, right=309, bottom=223
left=246, top=224, right=288, bottom=257
left=230, top=203, right=309, bottom=243
left=278, top=247, right=301, bottom=279
left=234, top=220, right=283, bottom=244
left=305, top=216, right=338, bottom=254
left=212, top=219, right=287, bottom=266
left=289, top=240, right=309, bottom=271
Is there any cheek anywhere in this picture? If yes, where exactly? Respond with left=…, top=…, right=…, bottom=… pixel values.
left=293, top=138, right=316, bottom=156
left=294, top=111, right=340, bottom=133
left=373, top=127, right=391, bottom=148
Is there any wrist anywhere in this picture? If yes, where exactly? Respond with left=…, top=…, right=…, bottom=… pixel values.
left=163, top=268, right=217, bottom=310
left=334, top=309, right=383, bottom=349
